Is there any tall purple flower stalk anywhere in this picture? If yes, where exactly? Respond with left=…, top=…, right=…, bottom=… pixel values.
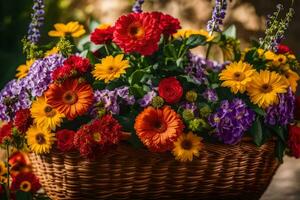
left=132, top=0, right=145, bottom=13
left=207, top=0, right=228, bottom=33
left=209, top=99, right=255, bottom=145
left=265, top=88, right=295, bottom=126
left=27, top=0, right=45, bottom=44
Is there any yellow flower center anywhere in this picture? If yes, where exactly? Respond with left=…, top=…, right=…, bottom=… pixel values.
left=44, top=106, right=56, bottom=118
left=93, top=132, right=102, bottom=143
left=233, top=72, right=245, bottom=81
left=63, top=91, right=78, bottom=105
left=36, top=133, right=46, bottom=145
left=181, top=139, right=193, bottom=150
left=128, top=23, right=145, bottom=39
left=20, top=181, right=32, bottom=192
left=260, top=84, right=273, bottom=93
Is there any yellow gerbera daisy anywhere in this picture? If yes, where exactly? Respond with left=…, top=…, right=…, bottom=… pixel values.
left=26, top=125, right=55, bottom=154
left=92, top=54, right=130, bottom=83
left=172, top=132, right=203, bottom=162
left=0, top=161, right=7, bottom=176
left=283, top=68, right=300, bottom=92
left=272, top=55, right=287, bottom=66
left=44, top=46, right=60, bottom=57
left=219, top=61, right=255, bottom=94
left=173, top=29, right=214, bottom=41
left=48, top=21, right=86, bottom=38
left=247, top=70, right=289, bottom=108
left=16, top=59, right=35, bottom=79
left=30, top=96, right=64, bottom=131
left=264, top=51, right=276, bottom=60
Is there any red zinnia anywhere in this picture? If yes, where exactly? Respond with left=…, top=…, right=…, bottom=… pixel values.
left=9, top=151, right=30, bottom=178
left=288, top=125, right=300, bottom=158
left=113, top=12, right=162, bottom=56
left=11, top=172, right=41, bottom=193
left=14, top=109, right=33, bottom=134
left=0, top=122, right=13, bottom=144
left=277, top=44, right=293, bottom=54
left=52, top=65, right=73, bottom=81
left=56, top=129, right=75, bottom=152
left=90, top=24, right=114, bottom=45
left=152, top=12, right=181, bottom=35
left=64, top=55, right=91, bottom=74
left=158, top=77, right=183, bottom=104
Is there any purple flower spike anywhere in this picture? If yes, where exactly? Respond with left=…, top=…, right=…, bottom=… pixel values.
left=132, top=0, right=145, bottom=13
left=207, top=0, right=228, bottom=33
left=27, top=0, right=45, bottom=44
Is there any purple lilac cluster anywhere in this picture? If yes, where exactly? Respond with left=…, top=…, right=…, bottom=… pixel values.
left=132, top=0, right=145, bottom=13
left=207, top=0, right=228, bottom=33
left=138, top=91, right=156, bottom=107
left=203, top=88, right=218, bottom=102
left=209, top=99, right=255, bottom=145
left=27, top=0, right=45, bottom=44
left=185, top=53, right=226, bottom=85
left=265, top=88, right=295, bottom=126
left=93, top=86, right=135, bottom=115
left=22, top=54, right=65, bottom=97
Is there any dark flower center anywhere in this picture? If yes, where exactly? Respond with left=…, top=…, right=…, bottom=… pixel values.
left=20, top=181, right=31, bottom=192
left=128, top=23, right=144, bottom=38
left=181, top=140, right=193, bottom=150
left=36, top=133, right=46, bottom=145
left=233, top=72, right=245, bottom=81
left=63, top=91, right=78, bottom=105
left=152, top=120, right=167, bottom=133
left=44, top=106, right=56, bottom=118
left=261, top=84, right=272, bottom=93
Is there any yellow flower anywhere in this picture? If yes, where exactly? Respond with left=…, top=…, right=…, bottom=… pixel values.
left=172, top=132, right=203, bottom=162
left=45, top=47, right=60, bottom=57
left=26, top=125, right=55, bottom=154
left=48, top=21, right=86, bottom=38
left=247, top=70, right=289, bottom=108
left=264, top=51, right=276, bottom=60
left=283, top=68, right=300, bottom=92
left=173, top=29, right=214, bottom=41
left=92, top=54, right=130, bottom=83
left=0, top=161, right=7, bottom=176
left=16, top=59, right=35, bottom=79
left=288, top=54, right=296, bottom=60
left=272, top=55, right=287, bottom=66
left=219, top=61, right=255, bottom=94
left=257, top=48, right=265, bottom=57
left=97, top=23, right=111, bottom=30
left=30, top=96, right=64, bottom=131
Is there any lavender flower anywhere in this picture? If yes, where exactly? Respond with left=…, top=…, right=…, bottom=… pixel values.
left=203, top=88, right=218, bottom=102
left=265, top=88, right=295, bottom=126
left=93, top=86, right=135, bottom=115
left=138, top=91, right=156, bottom=107
left=207, top=0, right=228, bottom=33
left=22, top=54, right=65, bottom=97
left=209, top=99, right=255, bottom=144
left=27, top=0, right=45, bottom=44
left=132, top=0, right=145, bottom=13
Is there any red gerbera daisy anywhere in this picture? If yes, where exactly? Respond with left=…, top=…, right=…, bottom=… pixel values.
left=113, top=12, right=162, bottom=56
left=56, top=129, right=75, bottom=152
left=91, top=24, right=115, bottom=45
left=0, top=122, right=13, bottom=144
left=45, top=79, right=94, bottom=120
left=152, top=12, right=181, bottom=35
left=11, top=172, right=41, bottom=193
left=64, top=55, right=91, bottom=74
left=74, top=115, right=122, bottom=158
left=14, top=109, right=33, bottom=134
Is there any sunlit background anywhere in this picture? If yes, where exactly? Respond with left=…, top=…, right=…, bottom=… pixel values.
left=0, top=0, right=299, bottom=199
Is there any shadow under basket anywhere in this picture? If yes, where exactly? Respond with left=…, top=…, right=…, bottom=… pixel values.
left=29, top=139, right=279, bottom=200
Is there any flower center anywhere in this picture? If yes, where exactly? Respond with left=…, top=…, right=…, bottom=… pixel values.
left=233, top=72, right=245, bottom=81
left=63, top=91, right=78, bottom=105
left=260, top=84, right=272, bottom=93
left=108, top=66, right=116, bottom=72
left=44, top=106, right=56, bottom=118
left=93, top=132, right=102, bottom=143
left=181, top=139, right=193, bottom=150
left=20, top=181, right=32, bottom=192
left=36, top=133, right=46, bottom=145
left=128, top=23, right=145, bottom=39
left=152, top=120, right=167, bottom=133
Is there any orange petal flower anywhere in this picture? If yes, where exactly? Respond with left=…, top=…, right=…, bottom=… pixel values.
left=45, top=79, right=94, bottom=119
left=134, top=106, right=184, bottom=152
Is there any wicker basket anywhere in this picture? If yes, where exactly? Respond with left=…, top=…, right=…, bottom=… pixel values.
left=29, top=139, right=279, bottom=200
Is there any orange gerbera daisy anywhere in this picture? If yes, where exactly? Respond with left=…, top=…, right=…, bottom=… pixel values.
left=134, top=106, right=184, bottom=152
left=45, top=79, right=94, bottom=119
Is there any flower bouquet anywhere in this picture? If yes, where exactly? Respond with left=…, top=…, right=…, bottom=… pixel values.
left=0, top=0, right=299, bottom=199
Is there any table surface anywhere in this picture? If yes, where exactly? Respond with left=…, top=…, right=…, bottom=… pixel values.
left=261, top=157, right=300, bottom=200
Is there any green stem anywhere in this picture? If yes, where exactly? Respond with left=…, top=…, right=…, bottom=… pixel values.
left=206, top=43, right=212, bottom=60
left=104, top=44, right=110, bottom=56
left=6, top=145, right=10, bottom=200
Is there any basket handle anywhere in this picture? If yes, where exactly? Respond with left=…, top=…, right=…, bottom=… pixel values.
left=132, top=0, right=145, bottom=13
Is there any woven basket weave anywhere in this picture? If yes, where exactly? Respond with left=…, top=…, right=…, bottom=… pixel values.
left=29, top=139, right=279, bottom=200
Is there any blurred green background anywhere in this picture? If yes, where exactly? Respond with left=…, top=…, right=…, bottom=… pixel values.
left=0, top=0, right=299, bottom=89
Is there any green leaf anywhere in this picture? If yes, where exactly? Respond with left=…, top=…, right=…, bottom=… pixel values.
left=223, top=25, right=237, bottom=39
left=275, top=139, right=286, bottom=162
left=186, top=35, right=207, bottom=48
left=129, top=70, right=146, bottom=86
left=130, top=84, right=146, bottom=98
left=271, top=126, right=286, bottom=142
left=16, top=191, right=32, bottom=200
left=249, top=105, right=266, bottom=116
left=249, top=117, right=263, bottom=146
left=86, top=51, right=98, bottom=65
